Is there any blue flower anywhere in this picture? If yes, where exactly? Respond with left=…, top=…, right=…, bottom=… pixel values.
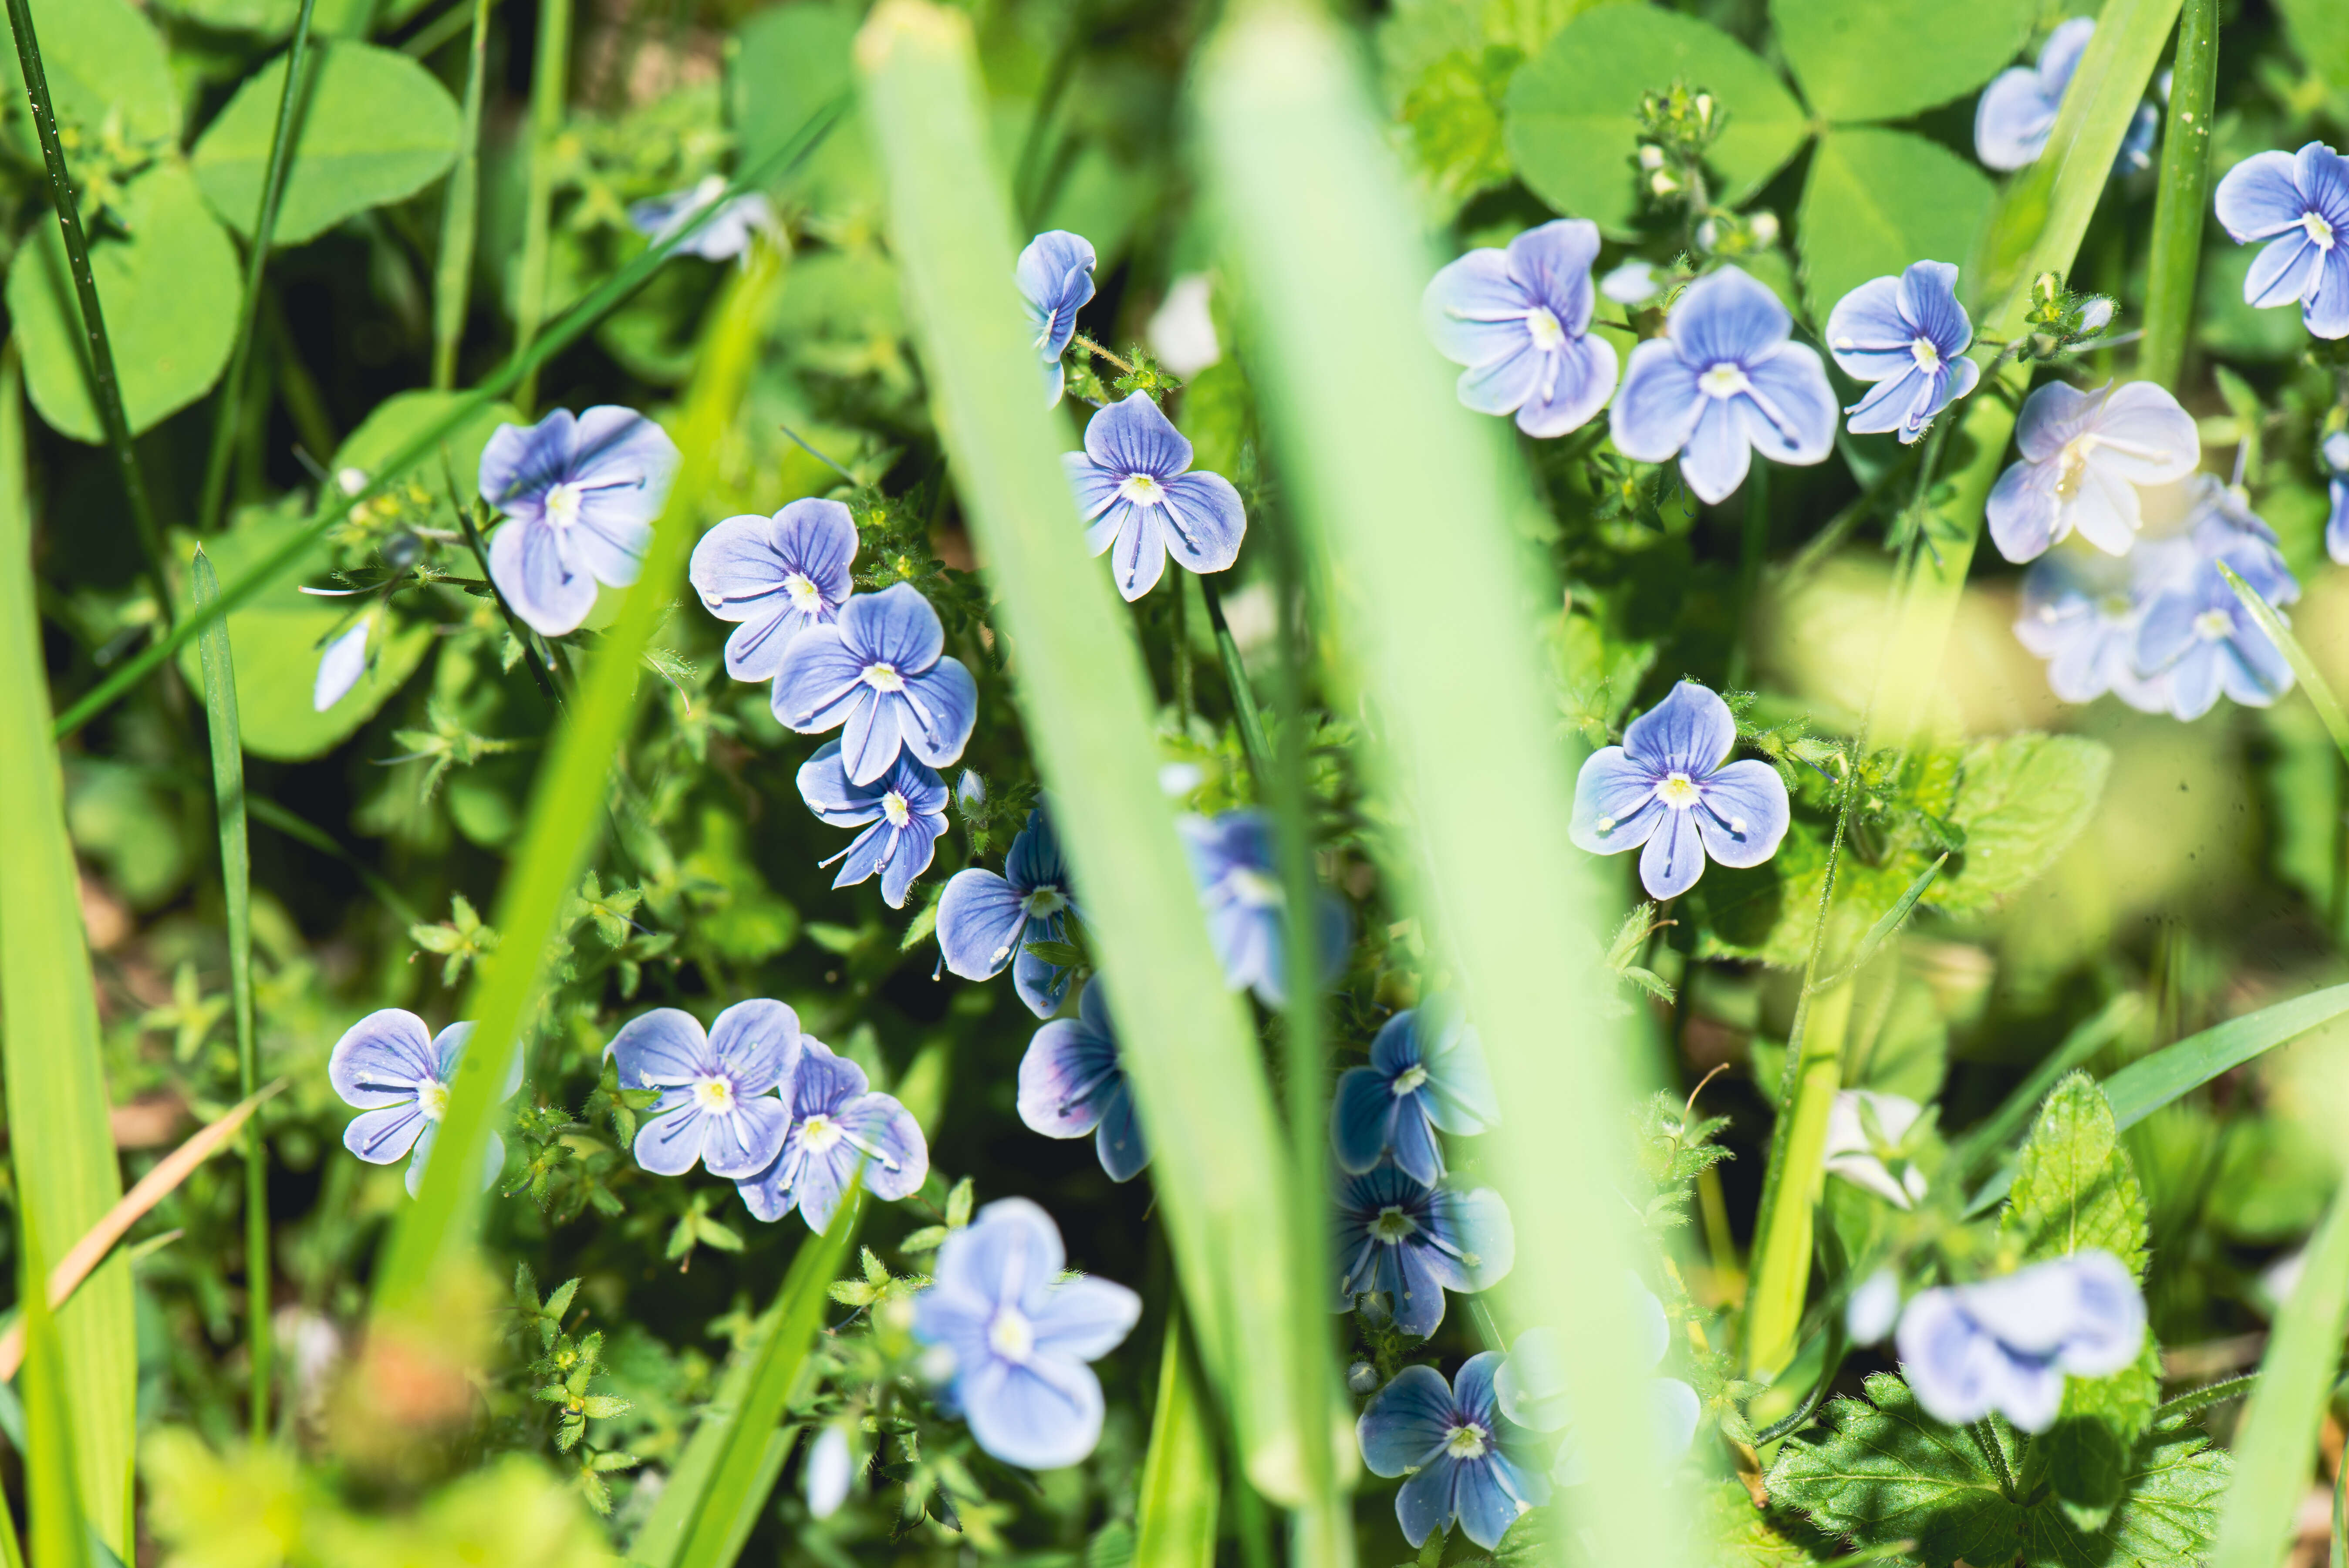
left=1331, top=996, right=1498, bottom=1187
left=1356, top=1353, right=1548, bottom=1550
left=1493, top=1279, right=1701, bottom=1485
left=772, top=581, right=978, bottom=784
left=1894, top=1251, right=2146, bottom=1431
left=605, top=1000, right=801, bottom=1179
left=1824, top=261, right=1981, bottom=444
left=2115, top=99, right=2161, bottom=177
left=1333, top=1163, right=1513, bottom=1338
left=1985, top=380, right=2200, bottom=562
left=2133, top=531, right=2297, bottom=722
left=2014, top=539, right=2186, bottom=711
left=1609, top=266, right=1836, bottom=504
left=1847, top=1270, right=1903, bottom=1346
left=688, top=498, right=859, bottom=682
left=2324, top=430, right=2349, bottom=563
left=1018, top=230, right=1097, bottom=407
left=1568, top=680, right=1791, bottom=900
left=911, top=1197, right=1141, bottom=1470
left=2215, top=142, right=2349, bottom=341
left=937, top=808, right=1079, bottom=1017
left=1179, top=809, right=1350, bottom=1007
left=736, top=1036, right=928, bottom=1231
left=627, top=175, right=780, bottom=262
left=312, top=613, right=372, bottom=712
left=1974, top=20, right=2095, bottom=170
left=328, top=1009, right=520, bottom=1196
left=1064, top=393, right=1246, bottom=602
left=478, top=406, right=679, bottom=636
left=797, top=741, right=949, bottom=910
left=1017, top=981, right=1146, bottom=1182
left=1422, top=219, right=1619, bottom=438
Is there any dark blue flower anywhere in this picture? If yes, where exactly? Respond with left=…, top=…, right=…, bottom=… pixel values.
left=797, top=741, right=949, bottom=910
left=1609, top=266, right=1836, bottom=504
left=1985, top=380, right=2200, bottom=562
left=1568, top=680, right=1791, bottom=900
left=1356, top=1354, right=1548, bottom=1549
left=1017, top=981, right=1146, bottom=1182
left=1895, top=1252, right=2145, bottom=1432
left=1018, top=230, right=1097, bottom=406
left=688, top=498, right=859, bottom=682
left=772, top=582, right=978, bottom=785
left=1333, top=1163, right=1513, bottom=1338
left=627, top=175, right=780, bottom=262
left=1064, top=393, right=1246, bottom=602
left=1422, top=219, right=1619, bottom=438
left=328, top=1009, right=519, bottom=1196
left=1825, top=261, right=1980, bottom=444
left=605, top=1000, right=800, bottom=1179
left=1331, top=997, right=1498, bottom=1187
left=911, top=1197, right=1141, bottom=1470
left=736, top=1037, right=928, bottom=1231
left=937, top=808, right=1079, bottom=1017
left=2214, top=142, right=2349, bottom=341
left=2133, top=532, right=2297, bottom=722
left=478, top=406, right=679, bottom=636
left=2324, top=430, right=2349, bottom=563
left=1974, top=19, right=2095, bottom=170
left=1178, top=809, right=1350, bottom=1008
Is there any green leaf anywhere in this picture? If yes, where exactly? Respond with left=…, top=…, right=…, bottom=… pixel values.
left=2276, top=0, right=2349, bottom=84
left=153, top=0, right=303, bottom=37
left=1796, top=128, right=1995, bottom=325
left=2, top=0, right=178, bottom=148
left=1935, top=734, right=2111, bottom=916
left=1134, top=1306, right=1218, bottom=1568
left=1770, top=0, right=2034, bottom=124
left=1393, top=44, right=1521, bottom=214
left=8, top=162, right=238, bottom=443
left=192, top=41, right=462, bottom=246
left=334, top=389, right=520, bottom=498
left=1999, top=1071, right=2148, bottom=1273
left=727, top=0, right=871, bottom=216
left=1504, top=6, right=1808, bottom=238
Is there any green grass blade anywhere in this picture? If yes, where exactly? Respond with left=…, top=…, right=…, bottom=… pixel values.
left=855, top=0, right=1315, bottom=1503
left=512, top=0, right=572, bottom=411
left=196, top=0, right=322, bottom=534
left=1136, top=1305, right=1220, bottom=1568
left=19, top=1216, right=91, bottom=1568
left=1811, top=852, right=1947, bottom=991
left=1195, top=8, right=1685, bottom=1565
left=0, top=347, right=134, bottom=1558
left=190, top=549, right=270, bottom=1441
left=1951, top=991, right=2142, bottom=1178
left=2139, top=0, right=2216, bottom=388
left=2210, top=1182, right=2349, bottom=1568
left=370, top=245, right=779, bottom=1321
left=431, top=0, right=492, bottom=390
left=2221, top=561, right=2349, bottom=764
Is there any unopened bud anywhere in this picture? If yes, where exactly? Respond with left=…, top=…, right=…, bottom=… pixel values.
left=1638, top=144, right=1666, bottom=171
left=1346, top=1361, right=1380, bottom=1396
left=1748, top=209, right=1779, bottom=246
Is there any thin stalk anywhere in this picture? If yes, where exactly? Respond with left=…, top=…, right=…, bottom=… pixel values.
left=446, top=462, right=563, bottom=709
left=431, top=0, right=493, bottom=390
left=1726, top=457, right=1768, bottom=688
left=3, top=0, right=169, bottom=624
left=198, top=0, right=322, bottom=534
left=2139, top=0, right=2217, bottom=390
left=1200, top=573, right=1271, bottom=782
left=513, top=0, right=574, bottom=412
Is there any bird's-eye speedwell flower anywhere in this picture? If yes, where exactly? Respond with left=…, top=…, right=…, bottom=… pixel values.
left=1494, top=1278, right=1700, bottom=1486
left=1357, top=1353, right=1549, bottom=1550
left=1822, top=1090, right=1930, bottom=1209
left=2133, top=535, right=2296, bottom=721
left=1610, top=266, right=1836, bottom=504
left=1333, top=1164, right=1513, bottom=1338
left=313, top=614, right=372, bottom=712
left=911, top=1197, right=1141, bottom=1470
left=329, top=1010, right=519, bottom=1196
left=2214, top=142, right=2349, bottom=340
left=1064, top=393, right=1246, bottom=602
left=772, top=581, right=978, bottom=785
left=1569, top=680, right=1791, bottom=900
left=1331, top=996, right=1499, bottom=1187
left=688, top=498, right=859, bottom=682
left=1423, top=219, right=1619, bottom=438
left=737, top=1037, right=928, bottom=1232
left=627, top=174, right=780, bottom=263
left=1180, top=809, right=1350, bottom=1008
left=1895, top=1251, right=2146, bottom=1431
left=2013, top=539, right=2187, bottom=712
left=1984, top=380, right=2199, bottom=562
left=1017, top=981, right=1146, bottom=1182
left=606, top=1000, right=801, bottom=1180
left=1974, top=19, right=2095, bottom=171
left=1826, top=261, right=1981, bottom=444
left=479, top=406, right=679, bottom=636
left=1018, top=230, right=1097, bottom=406
left=2324, top=430, right=2349, bottom=562
left=938, top=809, right=1080, bottom=1018
left=797, top=741, right=949, bottom=910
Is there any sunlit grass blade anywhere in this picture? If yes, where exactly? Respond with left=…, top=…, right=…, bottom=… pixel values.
left=431, top=0, right=492, bottom=389
left=1196, top=9, right=1684, bottom=1566
left=2140, top=0, right=2216, bottom=388
left=0, top=346, right=135, bottom=1557
left=20, top=1216, right=90, bottom=1568
left=370, top=245, right=779, bottom=1322
left=1951, top=991, right=2142, bottom=1178
left=196, top=0, right=321, bottom=534
left=1810, top=852, right=1947, bottom=991
left=512, top=0, right=573, bottom=411
left=1135, top=1305, right=1220, bottom=1568
left=2221, top=560, right=2349, bottom=763
left=856, top=0, right=1315, bottom=1505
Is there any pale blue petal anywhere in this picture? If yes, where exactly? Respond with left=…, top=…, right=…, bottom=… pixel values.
left=1515, top=334, right=1617, bottom=439
left=1678, top=396, right=1752, bottom=505
left=840, top=582, right=946, bottom=674
left=795, top=742, right=884, bottom=827
left=938, top=869, right=1024, bottom=980
left=900, top=658, right=977, bottom=770
left=961, top=1352, right=1105, bottom=1470
left=1084, top=391, right=1193, bottom=481
left=1029, top=1274, right=1141, bottom=1362
left=1639, top=807, right=1707, bottom=898
left=1424, top=248, right=1530, bottom=368
left=708, top=998, right=802, bottom=1093
left=1692, top=759, right=1790, bottom=869
left=1569, top=746, right=1664, bottom=854
left=1158, top=472, right=1247, bottom=574
left=330, top=1008, right=436, bottom=1108
left=1622, top=680, right=1736, bottom=774
left=2214, top=148, right=2313, bottom=242
left=488, top=515, right=596, bottom=637
left=1824, top=275, right=1917, bottom=381
left=1357, top=1365, right=1455, bottom=1477
left=1607, top=339, right=1705, bottom=464
left=1670, top=266, right=1788, bottom=366
left=1394, top=1459, right=1461, bottom=1548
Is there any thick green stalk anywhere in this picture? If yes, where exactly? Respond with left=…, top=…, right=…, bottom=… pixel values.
left=191, top=552, right=270, bottom=1441
left=20, top=1217, right=90, bottom=1568
left=432, top=0, right=493, bottom=390
left=2139, top=0, right=2217, bottom=390
left=198, top=0, right=322, bottom=534
left=3, top=0, right=169, bottom=623
left=513, top=0, right=574, bottom=412
left=1134, top=1305, right=1220, bottom=1568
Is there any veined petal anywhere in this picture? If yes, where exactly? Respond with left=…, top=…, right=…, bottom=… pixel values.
left=839, top=690, right=908, bottom=786
left=1456, top=339, right=1546, bottom=418
left=963, top=1354, right=1104, bottom=1471
left=1569, top=746, right=1663, bottom=854
left=2013, top=380, right=2100, bottom=462
left=1608, top=339, right=1705, bottom=463
left=1157, top=472, right=1247, bottom=574
left=1423, top=248, right=1532, bottom=368
left=1987, top=459, right=2065, bottom=563
left=878, top=809, right=946, bottom=909
left=840, top=582, right=946, bottom=674
left=1623, top=679, right=1738, bottom=775
left=1084, top=391, right=1194, bottom=480
left=1639, top=807, right=1707, bottom=898
left=772, top=626, right=870, bottom=732
left=936, top=1196, right=1065, bottom=1305
left=795, top=741, right=884, bottom=826
left=330, top=1008, right=438, bottom=1108
left=1330, top=1066, right=1396, bottom=1173
left=900, top=659, right=979, bottom=769
left=2305, top=245, right=2349, bottom=339
left=1357, top=1365, right=1456, bottom=1477
left=2214, top=148, right=2315, bottom=242
left=1973, top=65, right=2059, bottom=170
left=1737, top=344, right=1838, bottom=465
left=1029, top=1274, right=1141, bottom=1362
left=1670, top=266, right=1789, bottom=365
left=709, top=998, right=802, bottom=1094
left=1394, top=1458, right=1461, bottom=1548
left=488, top=516, right=595, bottom=637
left=1093, top=1086, right=1148, bottom=1180
left=938, top=870, right=1025, bottom=980
left=1692, top=759, right=1790, bottom=869
left=345, top=1103, right=427, bottom=1164
left=608, top=1007, right=715, bottom=1089
left=1824, top=275, right=1920, bottom=381
left=1508, top=218, right=1602, bottom=333
left=1678, top=396, right=1753, bottom=506
left=701, top=1097, right=792, bottom=1180
left=1108, top=506, right=1169, bottom=601
left=1515, top=334, right=1617, bottom=439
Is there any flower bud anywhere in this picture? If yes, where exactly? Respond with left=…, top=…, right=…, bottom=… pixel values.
left=1748, top=209, right=1780, bottom=246
left=1638, top=144, right=1666, bottom=171
left=1346, top=1361, right=1380, bottom=1395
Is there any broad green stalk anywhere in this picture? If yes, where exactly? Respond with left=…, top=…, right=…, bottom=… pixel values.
left=1135, top=1305, right=1220, bottom=1568
left=20, top=1217, right=90, bottom=1568
left=432, top=0, right=494, bottom=390
left=1197, top=9, right=1684, bottom=1568
left=0, top=347, right=135, bottom=1559
left=856, top=0, right=1320, bottom=1507
left=197, top=0, right=322, bottom=534
left=371, top=244, right=779, bottom=1320
left=513, top=0, right=574, bottom=412
left=3, top=0, right=169, bottom=623
left=2139, top=0, right=2217, bottom=389
left=192, top=551, right=271, bottom=1441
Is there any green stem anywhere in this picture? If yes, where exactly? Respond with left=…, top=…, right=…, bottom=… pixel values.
left=431, top=0, right=493, bottom=391
left=3, top=0, right=170, bottom=624
left=198, top=0, right=321, bottom=534
left=513, top=0, right=574, bottom=412
left=1726, top=457, right=1768, bottom=688
left=446, top=464, right=563, bottom=709
left=2139, top=0, right=2217, bottom=390
left=1172, top=566, right=1195, bottom=734
left=1199, top=573, right=1272, bottom=783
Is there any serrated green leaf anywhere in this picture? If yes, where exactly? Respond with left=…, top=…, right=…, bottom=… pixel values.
left=1770, top=0, right=2034, bottom=124
left=1395, top=45, right=1521, bottom=214
left=1999, top=1072, right=2148, bottom=1275
left=1796, top=128, right=1995, bottom=327
left=1936, top=734, right=2112, bottom=916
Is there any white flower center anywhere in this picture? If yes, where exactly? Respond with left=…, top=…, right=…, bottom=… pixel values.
left=1655, top=772, right=1701, bottom=809
left=883, top=790, right=911, bottom=827
left=1225, top=867, right=1284, bottom=909
left=784, top=571, right=822, bottom=615
left=2193, top=608, right=2232, bottom=641
left=2055, top=434, right=2103, bottom=499
left=2304, top=209, right=2337, bottom=250
left=863, top=661, right=905, bottom=693
left=544, top=482, right=583, bottom=530
left=1444, top=1423, right=1489, bottom=1460
left=1370, top=1204, right=1419, bottom=1244
left=1022, top=887, right=1067, bottom=919
left=988, top=1305, right=1035, bottom=1362
left=1118, top=472, right=1165, bottom=506
left=1698, top=362, right=1750, bottom=399
left=1391, top=1064, right=1429, bottom=1097
left=1910, top=337, right=1941, bottom=372
left=1525, top=306, right=1566, bottom=350
left=693, top=1075, right=735, bottom=1113
left=416, top=1078, right=450, bottom=1122
left=801, top=1113, right=844, bottom=1152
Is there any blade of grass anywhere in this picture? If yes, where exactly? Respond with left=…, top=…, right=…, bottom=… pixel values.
left=190, top=550, right=271, bottom=1440
left=512, top=0, right=572, bottom=412
left=1809, top=852, right=1947, bottom=992
left=2137, top=0, right=2215, bottom=390
left=1135, top=1303, right=1220, bottom=1568
left=196, top=0, right=322, bottom=534
left=856, top=0, right=1315, bottom=1503
left=431, top=0, right=492, bottom=390
left=19, top=1216, right=90, bottom=1568
left=2, top=0, right=169, bottom=624
left=0, top=344, right=134, bottom=1558
left=1197, top=7, right=1687, bottom=1566
left=1199, top=573, right=1270, bottom=780
left=1951, top=991, right=2143, bottom=1178
left=48, top=97, right=845, bottom=745
left=2221, top=561, right=2349, bottom=761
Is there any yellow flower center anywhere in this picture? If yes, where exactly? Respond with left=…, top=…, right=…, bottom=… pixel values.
left=544, top=482, right=583, bottom=530
left=1655, top=772, right=1701, bottom=809
left=801, top=1113, right=844, bottom=1152
left=1526, top=306, right=1566, bottom=350
left=1118, top=472, right=1164, bottom=506
left=1444, top=1424, right=1489, bottom=1459
left=1370, top=1204, right=1419, bottom=1243
left=416, top=1078, right=451, bottom=1122
left=2304, top=209, right=2337, bottom=251
left=784, top=572, right=822, bottom=614
left=1909, top=337, right=1941, bottom=372
left=864, top=662, right=905, bottom=693
left=1391, top=1065, right=1429, bottom=1097
left=2193, top=608, right=2232, bottom=641
left=1698, top=362, right=1751, bottom=399
left=883, top=790, right=911, bottom=828
left=989, top=1306, right=1035, bottom=1361
left=693, top=1076, right=735, bottom=1113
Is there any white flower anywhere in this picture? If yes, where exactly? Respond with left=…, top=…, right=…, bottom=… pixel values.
left=1823, top=1090, right=1929, bottom=1208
